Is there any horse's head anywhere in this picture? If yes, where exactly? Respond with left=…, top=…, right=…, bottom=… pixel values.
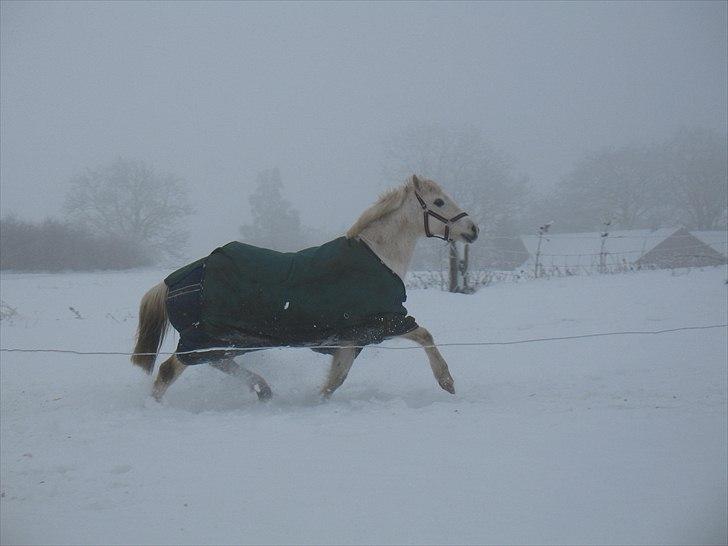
left=409, top=175, right=479, bottom=243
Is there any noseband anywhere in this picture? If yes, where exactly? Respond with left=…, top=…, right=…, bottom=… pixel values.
left=414, top=191, right=469, bottom=242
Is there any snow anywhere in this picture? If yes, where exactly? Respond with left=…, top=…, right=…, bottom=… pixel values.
left=1, top=267, right=726, bottom=545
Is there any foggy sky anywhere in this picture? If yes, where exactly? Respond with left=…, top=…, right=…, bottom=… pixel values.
left=2, top=1, right=726, bottom=257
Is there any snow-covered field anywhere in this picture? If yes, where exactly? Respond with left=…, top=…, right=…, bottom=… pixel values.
left=1, top=267, right=726, bottom=545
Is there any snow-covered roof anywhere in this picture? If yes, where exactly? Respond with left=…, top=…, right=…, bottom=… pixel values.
left=691, top=230, right=728, bottom=257
left=519, top=228, right=681, bottom=269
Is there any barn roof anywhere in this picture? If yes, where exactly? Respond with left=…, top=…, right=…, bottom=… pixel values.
left=691, top=230, right=728, bottom=257
left=636, top=227, right=727, bottom=268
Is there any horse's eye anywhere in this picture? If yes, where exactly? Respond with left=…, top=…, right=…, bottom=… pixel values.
left=434, top=198, right=445, bottom=207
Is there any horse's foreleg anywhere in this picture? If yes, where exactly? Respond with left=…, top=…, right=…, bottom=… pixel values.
left=152, top=355, right=187, bottom=401
left=401, top=326, right=455, bottom=394
left=321, top=347, right=359, bottom=398
left=209, top=358, right=272, bottom=401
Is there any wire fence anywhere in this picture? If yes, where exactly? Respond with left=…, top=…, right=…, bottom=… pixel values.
left=1, top=232, right=725, bottom=358
left=406, top=261, right=726, bottom=291
left=1, top=324, right=726, bottom=358
left=476, top=241, right=727, bottom=257
left=408, top=232, right=727, bottom=290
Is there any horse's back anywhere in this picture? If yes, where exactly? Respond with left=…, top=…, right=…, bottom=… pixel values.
left=211, top=241, right=300, bottom=285
left=206, top=237, right=385, bottom=290
left=202, top=238, right=380, bottom=322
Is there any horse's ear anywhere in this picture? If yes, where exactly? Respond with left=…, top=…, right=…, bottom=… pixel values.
left=412, top=174, right=422, bottom=191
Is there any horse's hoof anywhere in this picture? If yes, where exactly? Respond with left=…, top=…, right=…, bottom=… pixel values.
left=253, top=383, right=272, bottom=401
left=438, top=377, right=455, bottom=394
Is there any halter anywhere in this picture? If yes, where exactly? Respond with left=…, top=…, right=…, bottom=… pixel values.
left=414, top=191, right=469, bottom=242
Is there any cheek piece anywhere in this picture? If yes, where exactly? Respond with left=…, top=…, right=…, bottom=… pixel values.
left=414, top=191, right=469, bottom=242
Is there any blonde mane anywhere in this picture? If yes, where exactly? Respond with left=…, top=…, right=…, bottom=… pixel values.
left=346, top=183, right=410, bottom=239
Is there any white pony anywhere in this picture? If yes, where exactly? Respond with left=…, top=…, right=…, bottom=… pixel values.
left=132, top=175, right=478, bottom=401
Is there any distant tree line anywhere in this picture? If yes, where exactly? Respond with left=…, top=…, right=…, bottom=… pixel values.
left=2, top=127, right=724, bottom=273
left=535, top=127, right=727, bottom=232
left=0, top=216, right=152, bottom=271
left=381, top=124, right=726, bottom=281
left=1, top=158, right=191, bottom=272
left=384, top=124, right=726, bottom=240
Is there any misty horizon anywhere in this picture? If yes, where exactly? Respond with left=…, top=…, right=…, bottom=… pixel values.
left=1, top=1, right=726, bottom=257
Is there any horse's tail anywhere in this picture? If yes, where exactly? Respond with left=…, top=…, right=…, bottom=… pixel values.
left=132, top=282, right=169, bottom=374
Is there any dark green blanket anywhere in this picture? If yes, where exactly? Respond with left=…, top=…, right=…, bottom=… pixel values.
left=164, top=237, right=417, bottom=364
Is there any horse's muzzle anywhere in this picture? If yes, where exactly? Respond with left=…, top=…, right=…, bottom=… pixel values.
left=461, top=222, right=479, bottom=243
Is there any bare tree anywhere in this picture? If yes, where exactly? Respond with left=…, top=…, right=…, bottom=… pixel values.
left=64, top=158, right=193, bottom=261
left=384, top=124, right=527, bottom=234
left=539, top=128, right=727, bottom=232
left=546, top=145, right=662, bottom=231
left=660, top=127, right=728, bottom=230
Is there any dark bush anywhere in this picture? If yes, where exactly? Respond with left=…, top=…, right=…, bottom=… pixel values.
left=0, top=216, right=153, bottom=271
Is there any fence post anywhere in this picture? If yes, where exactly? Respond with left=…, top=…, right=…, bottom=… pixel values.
left=599, top=220, right=611, bottom=274
left=439, top=244, right=446, bottom=291
left=449, top=242, right=459, bottom=292
left=461, top=243, right=470, bottom=292
left=535, top=222, right=552, bottom=278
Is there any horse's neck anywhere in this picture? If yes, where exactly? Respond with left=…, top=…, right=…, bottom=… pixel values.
left=357, top=212, right=420, bottom=280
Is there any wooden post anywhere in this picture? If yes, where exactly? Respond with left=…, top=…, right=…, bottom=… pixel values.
left=461, top=243, right=470, bottom=292
left=599, top=220, right=611, bottom=274
left=449, top=242, right=459, bottom=292
left=535, top=222, right=552, bottom=278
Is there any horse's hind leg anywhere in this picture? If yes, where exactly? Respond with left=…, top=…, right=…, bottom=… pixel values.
left=152, top=355, right=187, bottom=401
left=320, top=347, right=359, bottom=399
left=209, top=359, right=272, bottom=401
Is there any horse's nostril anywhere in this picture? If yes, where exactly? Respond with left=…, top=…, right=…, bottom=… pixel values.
left=471, top=225, right=477, bottom=234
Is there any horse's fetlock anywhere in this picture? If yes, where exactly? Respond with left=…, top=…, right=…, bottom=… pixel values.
left=151, top=385, right=164, bottom=402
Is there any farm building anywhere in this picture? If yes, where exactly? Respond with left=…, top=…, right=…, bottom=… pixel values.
left=520, top=227, right=727, bottom=273
left=635, top=228, right=727, bottom=269
left=692, top=230, right=728, bottom=262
